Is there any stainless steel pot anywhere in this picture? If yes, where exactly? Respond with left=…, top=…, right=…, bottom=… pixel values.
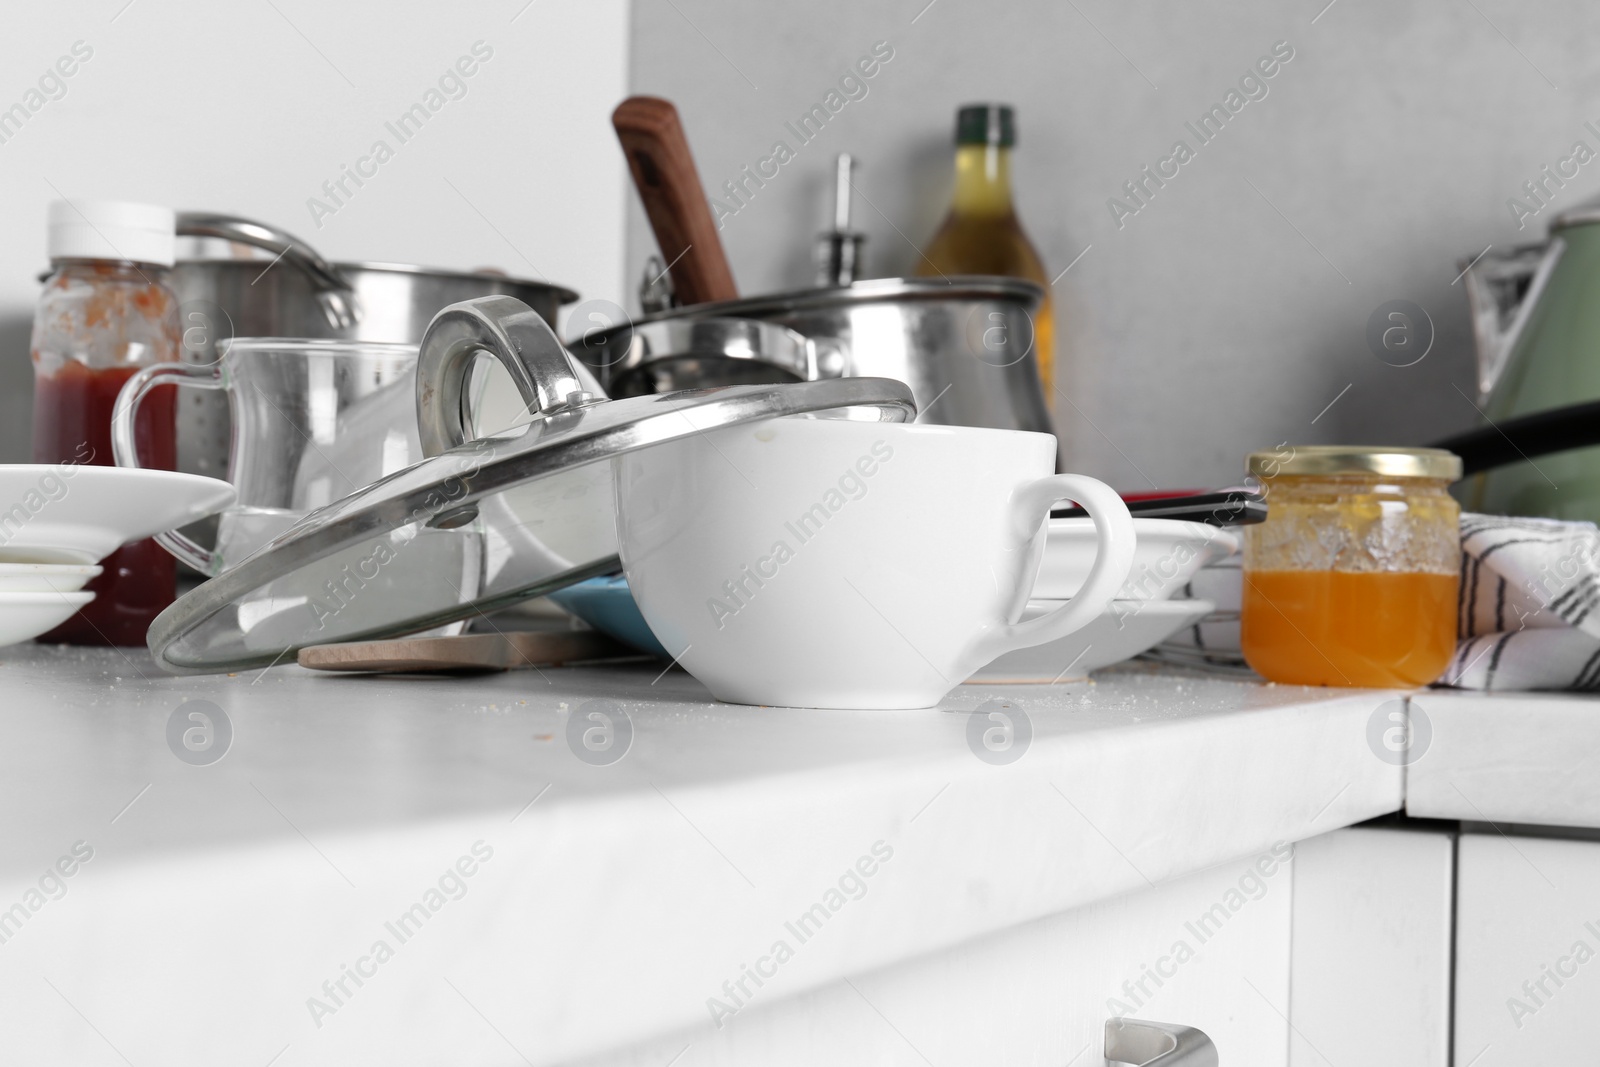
left=169, top=213, right=577, bottom=478
left=171, top=258, right=576, bottom=352
left=571, top=276, right=1051, bottom=435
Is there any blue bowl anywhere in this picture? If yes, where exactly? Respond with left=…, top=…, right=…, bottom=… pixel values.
left=547, top=575, right=668, bottom=658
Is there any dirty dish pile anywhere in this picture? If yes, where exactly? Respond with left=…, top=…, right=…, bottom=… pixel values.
left=148, top=296, right=1137, bottom=709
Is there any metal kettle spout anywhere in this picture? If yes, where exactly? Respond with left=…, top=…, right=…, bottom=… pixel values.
left=1460, top=240, right=1565, bottom=400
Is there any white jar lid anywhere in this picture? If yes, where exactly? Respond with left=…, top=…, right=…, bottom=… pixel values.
left=47, top=199, right=175, bottom=268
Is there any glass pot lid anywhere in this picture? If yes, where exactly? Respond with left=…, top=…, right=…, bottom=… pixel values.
left=149, top=296, right=917, bottom=674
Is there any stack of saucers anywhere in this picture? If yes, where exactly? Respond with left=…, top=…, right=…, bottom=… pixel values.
left=0, top=465, right=235, bottom=647
left=966, top=518, right=1241, bottom=684
left=0, top=558, right=103, bottom=644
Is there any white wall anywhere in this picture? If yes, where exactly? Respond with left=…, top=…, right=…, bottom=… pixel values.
left=626, top=0, right=1600, bottom=489
left=0, top=0, right=631, bottom=459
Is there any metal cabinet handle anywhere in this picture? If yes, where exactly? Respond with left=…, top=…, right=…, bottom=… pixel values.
left=1105, top=1018, right=1218, bottom=1066
left=175, top=211, right=360, bottom=330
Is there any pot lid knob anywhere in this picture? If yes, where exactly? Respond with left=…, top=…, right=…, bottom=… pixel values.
left=415, top=295, right=588, bottom=457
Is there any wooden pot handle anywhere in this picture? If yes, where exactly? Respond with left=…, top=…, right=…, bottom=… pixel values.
left=612, top=95, right=739, bottom=305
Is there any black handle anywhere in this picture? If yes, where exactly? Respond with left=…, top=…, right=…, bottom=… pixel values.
left=1052, top=490, right=1266, bottom=526
left=1430, top=398, right=1600, bottom=477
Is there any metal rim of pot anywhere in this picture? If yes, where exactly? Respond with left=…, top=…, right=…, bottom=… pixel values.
left=321, top=260, right=577, bottom=303
left=574, top=275, right=1044, bottom=349
left=174, top=214, right=579, bottom=333
left=568, top=275, right=1047, bottom=412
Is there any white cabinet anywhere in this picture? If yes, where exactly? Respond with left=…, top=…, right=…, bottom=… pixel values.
left=1455, top=832, right=1600, bottom=1063
left=1285, top=826, right=1600, bottom=1066
left=1287, top=827, right=1453, bottom=1067
left=579, top=847, right=1294, bottom=1066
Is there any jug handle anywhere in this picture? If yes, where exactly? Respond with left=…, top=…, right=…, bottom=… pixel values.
left=415, top=295, right=591, bottom=457
left=969, top=473, right=1135, bottom=666
left=175, top=212, right=360, bottom=332
left=111, top=362, right=224, bottom=575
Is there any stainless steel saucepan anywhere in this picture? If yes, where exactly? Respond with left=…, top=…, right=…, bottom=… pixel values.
left=604, top=96, right=1051, bottom=438
left=571, top=276, right=1052, bottom=436
left=169, top=213, right=577, bottom=478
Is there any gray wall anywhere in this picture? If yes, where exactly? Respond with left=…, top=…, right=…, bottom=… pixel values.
left=627, top=0, right=1600, bottom=490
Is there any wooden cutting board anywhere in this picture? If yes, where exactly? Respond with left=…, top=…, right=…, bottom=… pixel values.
left=298, top=630, right=633, bottom=674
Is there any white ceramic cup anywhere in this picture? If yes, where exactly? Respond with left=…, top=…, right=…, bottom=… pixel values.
left=615, top=417, right=1136, bottom=709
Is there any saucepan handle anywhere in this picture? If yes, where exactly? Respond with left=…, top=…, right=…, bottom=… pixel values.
left=111, top=361, right=224, bottom=575
left=414, top=295, right=591, bottom=457
left=175, top=212, right=359, bottom=331
left=1431, top=397, right=1600, bottom=477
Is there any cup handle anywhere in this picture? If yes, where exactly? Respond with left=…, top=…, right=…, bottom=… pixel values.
left=973, top=473, right=1135, bottom=663
left=415, top=295, right=589, bottom=457
left=111, top=361, right=224, bottom=575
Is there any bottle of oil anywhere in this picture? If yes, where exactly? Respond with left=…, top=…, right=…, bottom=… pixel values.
left=915, top=104, right=1054, bottom=393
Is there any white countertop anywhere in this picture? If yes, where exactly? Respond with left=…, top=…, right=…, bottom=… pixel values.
left=1407, top=689, right=1600, bottom=830
left=0, top=646, right=1403, bottom=1065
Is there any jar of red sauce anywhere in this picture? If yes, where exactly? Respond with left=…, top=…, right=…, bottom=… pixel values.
left=31, top=200, right=179, bottom=645
left=1241, top=447, right=1462, bottom=687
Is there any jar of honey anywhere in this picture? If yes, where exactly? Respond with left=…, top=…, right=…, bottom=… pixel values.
left=1241, top=447, right=1462, bottom=687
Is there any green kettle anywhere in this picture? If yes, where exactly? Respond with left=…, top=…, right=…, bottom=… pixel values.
left=1462, top=200, right=1600, bottom=520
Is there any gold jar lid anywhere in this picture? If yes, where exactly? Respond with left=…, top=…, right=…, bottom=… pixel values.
left=1246, top=445, right=1462, bottom=481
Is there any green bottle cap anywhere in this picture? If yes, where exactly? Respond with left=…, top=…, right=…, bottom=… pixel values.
left=956, top=104, right=1015, bottom=147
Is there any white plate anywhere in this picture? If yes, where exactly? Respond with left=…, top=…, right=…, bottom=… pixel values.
left=1158, top=556, right=1243, bottom=658
left=0, top=563, right=102, bottom=593
left=0, top=591, right=94, bottom=647
left=0, top=466, right=235, bottom=564
left=1034, top=518, right=1239, bottom=601
left=967, top=598, right=1216, bottom=683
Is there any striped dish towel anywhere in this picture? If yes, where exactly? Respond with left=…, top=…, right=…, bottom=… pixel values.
left=1440, top=513, right=1600, bottom=690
